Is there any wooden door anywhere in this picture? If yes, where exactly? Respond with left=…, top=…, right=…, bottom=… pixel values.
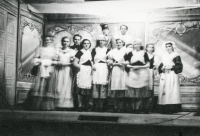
left=0, top=9, right=7, bottom=106
left=5, top=13, right=17, bottom=106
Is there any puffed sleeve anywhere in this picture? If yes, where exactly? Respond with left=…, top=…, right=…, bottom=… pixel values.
left=158, top=63, right=164, bottom=74
left=33, top=48, right=41, bottom=65
left=54, top=48, right=60, bottom=61
left=153, top=55, right=160, bottom=67
left=111, top=36, right=116, bottom=49
left=124, top=52, right=133, bottom=62
left=144, top=52, right=150, bottom=63
left=172, top=56, right=183, bottom=74
left=34, top=48, right=40, bottom=58
left=71, top=49, right=76, bottom=57
left=106, top=48, right=110, bottom=54
left=91, top=48, right=96, bottom=62
left=75, top=50, right=83, bottom=60
left=107, top=50, right=113, bottom=60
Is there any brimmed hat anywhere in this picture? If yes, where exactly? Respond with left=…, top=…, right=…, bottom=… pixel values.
left=100, top=23, right=109, bottom=30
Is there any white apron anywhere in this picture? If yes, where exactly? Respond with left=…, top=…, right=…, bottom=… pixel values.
left=77, top=49, right=92, bottom=89
left=92, top=47, right=109, bottom=85
left=126, top=51, right=149, bottom=88
left=109, top=47, right=127, bottom=90
left=158, top=52, right=181, bottom=105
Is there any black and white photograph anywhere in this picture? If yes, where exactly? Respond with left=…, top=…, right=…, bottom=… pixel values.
left=0, top=0, right=200, bottom=135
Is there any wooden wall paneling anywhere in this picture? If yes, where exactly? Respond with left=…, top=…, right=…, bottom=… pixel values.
left=20, top=3, right=44, bottom=24
left=155, top=86, right=200, bottom=111
left=0, top=8, right=7, bottom=108
left=0, top=0, right=18, bottom=17
left=16, top=82, right=32, bottom=106
left=16, top=10, right=44, bottom=106
left=5, top=13, right=17, bottom=106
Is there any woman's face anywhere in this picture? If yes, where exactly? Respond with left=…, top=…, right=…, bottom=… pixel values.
left=102, top=29, right=109, bottom=36
left=83, top=40, right=90, bottom=50
left=62, top=38, right=70, bottom=48
left=120, top=26, right=127, bottom=35
left=116, top=39, right=124, bottom=49
left=134, top=42, right=141, bottom=51
left=146, top=44, right=154, bottom=53
left=99, top=39, right=106, bottom=47
left=44, top=37, right=52, bottom=47
left=166, top=43, right=173, bottom=53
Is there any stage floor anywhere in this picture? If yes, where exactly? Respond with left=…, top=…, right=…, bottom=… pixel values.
left=0, top=109, right=200, bottom=127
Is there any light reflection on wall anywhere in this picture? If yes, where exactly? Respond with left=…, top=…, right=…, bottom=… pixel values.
left=21, top=26, right=41, bottom=71
left=18, top=16, right=43, bottom=82
left=148, top=22, right=200, bottom=85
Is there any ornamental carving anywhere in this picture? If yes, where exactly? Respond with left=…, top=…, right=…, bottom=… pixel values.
left=18, top=16, right=43, bottom=82
left=148, top=21, right=200, bottom=86
left=21, top=19, right=42, bottom=37
left=148, top=21, right=200, bottom=44
left=46, top=24, right=101, bottom=38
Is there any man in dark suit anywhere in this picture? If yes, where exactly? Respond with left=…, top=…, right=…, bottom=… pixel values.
left=70, top=34, right=82, bottom=51
left=70, top=34, right=82, bottom=111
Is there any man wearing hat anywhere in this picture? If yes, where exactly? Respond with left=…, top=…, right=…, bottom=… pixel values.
left=100, top=23, right=115, bottom=49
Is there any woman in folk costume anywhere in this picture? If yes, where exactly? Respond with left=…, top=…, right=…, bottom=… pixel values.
left=55, top=36, right=76, bottom=110
left=125, top=39, right=150, bottom=113
left=73, top=39, right=93, bottom=111
left=145, top=43, right=159, bottom=113
left=91, top=35, right=110, bottom=112
left=31, top=36, right=57, bottom=110
left=158, top=41, right=183, bottom=114
left=108, top=38, right=127, bottom=112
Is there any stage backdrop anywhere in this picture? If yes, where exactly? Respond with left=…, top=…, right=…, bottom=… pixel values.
left=45, top=23, right=145, bottom=49
left=17, top=16, right=43, bottom=83
left=147, top=21, right=200, bottom=86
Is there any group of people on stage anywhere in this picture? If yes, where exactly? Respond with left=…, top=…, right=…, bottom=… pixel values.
left=30, top=23, right=183, bottom=114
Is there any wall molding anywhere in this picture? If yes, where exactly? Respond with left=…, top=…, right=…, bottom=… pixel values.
left=0, top=0, right=18, bottom=16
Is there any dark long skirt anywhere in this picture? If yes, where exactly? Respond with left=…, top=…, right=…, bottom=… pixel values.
left=125, top=86, right=151, bottom=113
left=92, top=84, right=108, bottom=111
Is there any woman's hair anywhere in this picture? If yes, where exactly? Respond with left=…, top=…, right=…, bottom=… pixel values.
left=96, top=35, right=106, bottom=47
left=44, top=35, right=53, bottom=42
left=133, top=39, right=143, bottom=50
left=80, top=39, right=91, bottom=49
left=120, top=25, right=128, bottom=30
left=116, top=38, right=125, bottom=46
left=146, top=43, right=155, bottom=52
left=73, top=34, right=82, bottom=41
left=165, top=42, right=174, bottom=51
left=61, top=36, right=70, bottom=43
left=43, top=35, right=52, bottom=46
left=126, top=43, right=133, bottom=48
